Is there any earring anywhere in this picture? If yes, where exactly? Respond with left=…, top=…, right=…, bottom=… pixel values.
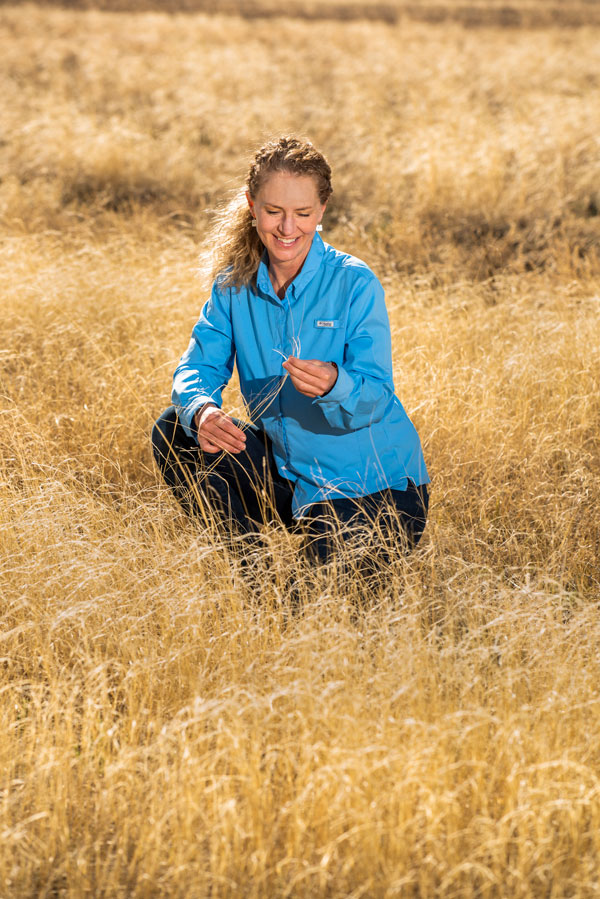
left=316, top=224, right=323, bottom=232
left=251, top=219, right=257, bottom=228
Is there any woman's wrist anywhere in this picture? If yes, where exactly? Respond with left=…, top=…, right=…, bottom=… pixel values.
left=322, top=362, right=338, bottom=397
left=194, top=403, right=217, bottom=431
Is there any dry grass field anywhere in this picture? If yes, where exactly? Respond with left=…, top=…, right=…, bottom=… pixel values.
left=1, top=3, right=600, bottom=896
left=11, top=0, right=600, bottom=27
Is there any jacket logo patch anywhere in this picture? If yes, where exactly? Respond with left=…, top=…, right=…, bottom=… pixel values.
left=314, top=319, right=340, bottom=328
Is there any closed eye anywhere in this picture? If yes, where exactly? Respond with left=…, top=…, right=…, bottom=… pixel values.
left=265, top=209, right=312, bottom=216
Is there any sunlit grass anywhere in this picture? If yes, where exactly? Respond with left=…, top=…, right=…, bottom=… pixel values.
left=1, top=5, right=599, bottom=896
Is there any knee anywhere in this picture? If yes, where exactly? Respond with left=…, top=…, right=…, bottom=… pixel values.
left=151, top=406, right=182, bottom=464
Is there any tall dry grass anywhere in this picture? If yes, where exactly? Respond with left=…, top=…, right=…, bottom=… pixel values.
left=2, top=5, right=599, bottom=278
left=9, top=0, right=600, bottom=28
left=1, top=5, right=600, bottom=897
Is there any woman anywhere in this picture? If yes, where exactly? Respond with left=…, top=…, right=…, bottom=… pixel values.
left=152, top=136, right=430, bottom=563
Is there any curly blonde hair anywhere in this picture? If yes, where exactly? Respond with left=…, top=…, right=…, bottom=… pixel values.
left=208, top=136, right=333, bottom=289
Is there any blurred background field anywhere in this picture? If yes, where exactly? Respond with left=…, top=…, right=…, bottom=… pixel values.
left=8, top=0, right=600, bottom=26
left=1, top=3, right=600, bottom=896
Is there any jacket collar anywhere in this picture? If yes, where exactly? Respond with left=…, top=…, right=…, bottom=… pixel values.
left=256, top=232, right=326, bottom=301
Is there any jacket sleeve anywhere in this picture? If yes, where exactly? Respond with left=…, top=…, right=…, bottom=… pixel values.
left=312, top=273, right=395, bottom=431
left=171, top=282, right=235, bottom=440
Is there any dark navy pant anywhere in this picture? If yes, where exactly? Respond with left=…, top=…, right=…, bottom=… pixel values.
left=151, top=406, right=428, bottom=564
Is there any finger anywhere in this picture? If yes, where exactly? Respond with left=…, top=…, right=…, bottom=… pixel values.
left=208, top=435, right=245, bottom=454
left=283, top=359, right=326, bottom=382
left=206, top=430, right=246, bottom=454
left=211, top=421, right=247, bottom=450
left=284, top=357, right=326, bottom=375
left=199, top=439, right=222, bottom=453
left=287, top=375, right=323, bottom=397
left=201, top=413, right=246, bottom=446
left=288, top=369, right=327, bottom=392
left=220, top=418, right=247, bottom=441
left=203, top=409, right=245, bottom=435
left=284, top=361, right=333, bottom=393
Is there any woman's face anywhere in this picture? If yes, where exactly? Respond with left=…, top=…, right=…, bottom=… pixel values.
left=246, top=171, right=326, bottom=274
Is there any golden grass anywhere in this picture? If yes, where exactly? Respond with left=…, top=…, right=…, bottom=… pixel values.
left=11, top=0, right=600, bottom=28
left=1, top=5, right=600, bottom=896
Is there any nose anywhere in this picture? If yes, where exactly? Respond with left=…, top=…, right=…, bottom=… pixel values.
left=278, top=214, right=295, bottom=236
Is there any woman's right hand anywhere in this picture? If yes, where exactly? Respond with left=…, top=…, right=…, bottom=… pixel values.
left=194, top=404, right=247, bottom=454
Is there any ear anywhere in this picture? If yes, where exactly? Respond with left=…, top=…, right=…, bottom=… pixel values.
left=317, top=200, right=328, bottom=224
left=245, top=191, right=255, bottom=217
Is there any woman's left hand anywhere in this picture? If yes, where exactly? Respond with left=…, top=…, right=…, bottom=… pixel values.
left=282, top=356, right=338, bottom=398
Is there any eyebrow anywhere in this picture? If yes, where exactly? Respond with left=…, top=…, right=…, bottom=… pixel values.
left=264, top=203, right=314, bottom=211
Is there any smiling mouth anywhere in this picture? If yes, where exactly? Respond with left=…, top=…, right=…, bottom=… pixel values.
left=274, top=236, right=300, bottom=246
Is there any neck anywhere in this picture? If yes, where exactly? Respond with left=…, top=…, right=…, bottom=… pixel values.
left=269, top=262, right=301, bottom=299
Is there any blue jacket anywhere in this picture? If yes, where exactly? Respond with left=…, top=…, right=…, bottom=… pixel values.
left=172, top=233, right=429, bottom=517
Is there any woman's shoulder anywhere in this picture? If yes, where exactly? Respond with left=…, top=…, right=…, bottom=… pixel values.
left=211, top=268, right=252, bottom=300
left=321, top=241, right=378, bottom=282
